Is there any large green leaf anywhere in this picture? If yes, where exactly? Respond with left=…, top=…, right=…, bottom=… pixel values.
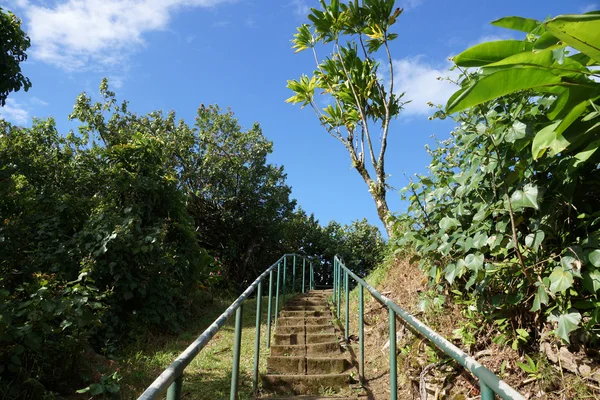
left=446, top=68, right=563, bottom=114
left=464, top=253, right=484, bottom=271
left=573, top=139, right=600, bottom=167
left=545, top=14, right=600, bottom=63
left=453, top=40, right=534, bottom=67
left=549, top=266, right=574, bottom=294
left=548, top=310, right=581, bottom=343
left=589, top=249, right=600, bottom=267
left=583, top=268, right=600, bottom=293
left=439, top=216, right=460, bottom=231
left=532, top=121, right=561, bottom=159
left=510, top=184, right=540, bottom=210
left=525, top=230, right=545, bottom=252
left=491, top=16, right=540, bottom=33
left=534, top=32, right=560, bottom=50
left=486, top=48, right=554, bottom=69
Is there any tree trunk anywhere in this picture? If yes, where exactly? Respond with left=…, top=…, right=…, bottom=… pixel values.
left=353, top=161, right=393, bottom=238
left=373, top=188, right=392, bottom=238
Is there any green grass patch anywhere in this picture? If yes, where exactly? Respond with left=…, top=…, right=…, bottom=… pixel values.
left=119, top=295, right=278, bottom=400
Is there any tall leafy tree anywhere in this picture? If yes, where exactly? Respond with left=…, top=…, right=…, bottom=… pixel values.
left=0, top=8, right=31, bottom=107
left=166, top=105, right=297, bottom=286
left=286, top=0, right=404, bottom=237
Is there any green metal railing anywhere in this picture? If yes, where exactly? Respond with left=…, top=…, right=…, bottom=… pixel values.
left=333, top=255, right=524, bottom=400
left=138, top=253, right=315, bottom=400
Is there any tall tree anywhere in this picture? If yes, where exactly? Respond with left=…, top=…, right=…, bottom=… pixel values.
left=286, top=0, right=404, bottom=236
left=0, top=8, right=31, bottom=107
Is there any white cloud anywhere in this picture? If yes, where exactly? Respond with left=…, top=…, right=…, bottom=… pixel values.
left=402, top=0, right=424, bottom=10
left=1, top=99, right=30, bottom=125
left=291, top=0, right=310, bottom=17
left=30, top=97, right=49, bottom=106
left=581, top=3, right=599, bottom=13
left=392, top=56, right=459, bottom=116
left=20, top=0, right=231, bottom=71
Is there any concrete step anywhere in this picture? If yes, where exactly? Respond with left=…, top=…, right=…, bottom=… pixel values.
left=275, top=325, right=335, bottom=335
left=270, top=341, right=339, bottom=356
left=286, top=300, right=328, bottom=307
left=280, top=310, right=327, bottom=318
left=267, top=356, right=348, bottom=375
left=285, top=306, right=329, bottom=311
left=274, top=333, right=305, bottom=346
left=306, top=333, right=337, bottom=344
left=261, top=373, right=351, bottom=396
left=260, top=397, right=356, bottom=399
left=267, top=356, right=305, bottom=374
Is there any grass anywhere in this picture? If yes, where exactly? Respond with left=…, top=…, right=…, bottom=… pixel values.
left=119, top=294, right=281, bottom=400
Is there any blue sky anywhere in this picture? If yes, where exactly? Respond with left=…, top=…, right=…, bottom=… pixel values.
left=2, top=0, right=598, bottom=235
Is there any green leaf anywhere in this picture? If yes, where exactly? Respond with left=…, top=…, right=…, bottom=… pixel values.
left=589, top=249, right=600, bottom=267
left=532, top=121, right=561, bottom=159
left=530, top=285, right=549, bottom=312
left=534, top=32, right=560, bottom=49
left=446, top=68, right=563, bottom=114
left=574, top=139, right=600, bottom=167
left=583, top=268, right=600, bottom=293
left=486, top=48, right=555, bottom=69
left=510, top=184, right=540, bottom=210
left=549, top=266, right=574, bottom=294
left=491, top=16, right=540, bottom=33
left=464, top=253, right=484, bottom=271
left=439, top=216, right=460, bottom=231
left=561, top=255, right=582, bottom=278
left=505, top=120, right=529, bottom=143
left=90, top=383, right=105, bottom=396
left=453, top=40, right=534, bottom=67
left=472, top=232, right=488, bottom=249
left=548, top=310, right=581, bottom=343
left=525, top=230, right=545, bottom=251
left=545, top=14, right=600, bottom=63
left=444, top=263, right=458, bottom=284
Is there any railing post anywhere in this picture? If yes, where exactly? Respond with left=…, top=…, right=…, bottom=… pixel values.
left=166, top=375, right=182, bottom=400
left=333, top=259, right=336, bottom=293
left=282, top=256, right=287, bottom=305
left=336, top=261, right=341, bottom=319
left=358, top=284, right=364, bottom=384
left=302, top=258, right=306, bottom=293
left=344, top=269, right=349, bottom=342
left=267, top=270, right=273, bottom=349
left=310, top=262, right=314, bottom=290
left=253, top=281, right=262, bottom=392
left=388, top=306, right=397, bottom=400
left=230, top=304, right=244, bottom=400
left=480, top=381, right=495, bottom=400
left=292, top=255, right=296, bottom=293
left=275, top=263, right=281, bottom=327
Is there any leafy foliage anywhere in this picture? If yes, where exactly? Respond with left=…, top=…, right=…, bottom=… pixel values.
left=0, top=78, right=384, bottom=397
left=168, top=105, right=296, bottom=287
left=395, top=10, right=600, bottom=347
left=0, top=81, right=217, bottom=397
left=283, top=209, right=386, bottom=285
left=0, top=8, right=31, bottom=107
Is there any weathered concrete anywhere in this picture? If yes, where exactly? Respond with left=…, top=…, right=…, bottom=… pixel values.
left=260, top=289, right=354, bottom=399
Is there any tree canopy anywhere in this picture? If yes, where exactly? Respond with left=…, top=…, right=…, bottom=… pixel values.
left=0, top=8, right=31, bottom=107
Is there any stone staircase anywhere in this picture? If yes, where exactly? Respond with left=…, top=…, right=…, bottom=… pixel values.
left=260, top=290, right=356, bottom=399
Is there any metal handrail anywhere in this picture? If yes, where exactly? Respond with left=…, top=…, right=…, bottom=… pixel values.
left=333, top=255, right=524, bottom=400
left=138, top=253, right=315, bottom=400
